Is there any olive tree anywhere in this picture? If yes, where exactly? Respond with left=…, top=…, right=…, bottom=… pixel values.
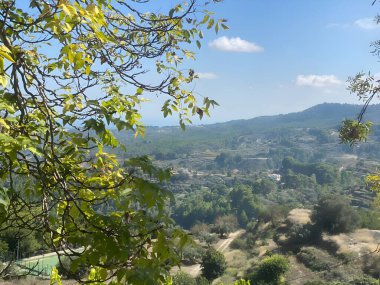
left=0, top=0, right=225, bottom=283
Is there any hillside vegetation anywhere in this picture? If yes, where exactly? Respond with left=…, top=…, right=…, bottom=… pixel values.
left=3, top=103, right=380, bottom=284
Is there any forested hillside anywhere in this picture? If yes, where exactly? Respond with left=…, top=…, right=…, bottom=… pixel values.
left=120, top=103, right=380, bottom=285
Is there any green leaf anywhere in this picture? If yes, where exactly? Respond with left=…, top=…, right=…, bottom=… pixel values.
left=0, top=187, right=9, bottom=222
left=207, top=19, right=215, bottom=29
left=136, top=87, right=143, bottom=95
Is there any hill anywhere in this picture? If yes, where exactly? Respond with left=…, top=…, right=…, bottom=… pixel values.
left=116, top=103, right=380, bottom=156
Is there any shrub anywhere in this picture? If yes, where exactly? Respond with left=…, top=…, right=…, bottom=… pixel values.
left=363, top=253, right=380, bottom=279
left=195, top=276, right=211, bottom=285
left=201, top=248, right=227, bottom=281
left=350, top=276, right=379, bottom=285
left=249, top=254, right=290, bottom=285
left=172, top=271, right=196, bottom=285
left=285, top=223, right=316, bottom=246
left=296, top=248, right=329, bottom=272
left=230, top=237, right=246, bottom=250
left=357, top=209, right=380, bottom=230
left=182, top=244, right=205, bottom=265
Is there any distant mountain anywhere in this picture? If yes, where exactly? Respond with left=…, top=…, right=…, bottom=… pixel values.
left=189, top=103, right=380, bottom=134
left=117, top=103, right=380, bottom=154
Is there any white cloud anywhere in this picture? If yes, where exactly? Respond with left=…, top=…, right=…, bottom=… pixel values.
left=354, top=18, right=379, bottom=30
left=296, top=74, right=342, bottom=88
left=196, top=72, right=218, bottom=80
left=209, top=36, right=263, bottom=53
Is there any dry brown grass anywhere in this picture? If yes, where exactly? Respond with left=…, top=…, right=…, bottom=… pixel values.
left=213, top=249, right=252, bottom=285
left=287, top=208, right=312, bottom=225
left=257, top=239, right=277, bottom=257
left=285, top=255, right=320, bottom=285
left=327, top=229, right=380, bottom=254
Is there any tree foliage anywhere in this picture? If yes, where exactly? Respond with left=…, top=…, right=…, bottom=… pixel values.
left=0, top=0, right=225, bottom=283
left=200, top=248, right=227, bottom=281
left=249, top=254, right=290, bottom=285
left=311, top=196, right=360, bottom=234
left=212, top=214, right=238, bottom=238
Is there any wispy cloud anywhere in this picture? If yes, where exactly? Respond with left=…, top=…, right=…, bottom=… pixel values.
left=354, top=17, right=379, bottom=30
left=196, top=72, right=218, bottom=80
left=209, top=36, right=263, bottom=53
left=326, top=18, right=379, bottom=30
left=296, top=74, right=342, bottom=87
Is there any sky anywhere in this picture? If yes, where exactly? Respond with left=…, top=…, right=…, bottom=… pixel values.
left=141, top=0, right=380, bottom=126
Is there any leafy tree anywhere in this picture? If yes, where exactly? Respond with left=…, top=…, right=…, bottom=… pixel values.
left=212, top=214, right=238, bottom=238
left=181, top=243, right=205, bottom=265
left=311, top=196, right=360, bottom=234
left=230, top=184, right=259, bottom=221
left=0, top=0, right=224, bottom=283
left=0, top=228, right=40, bottom=258
left=201, top=248, right=227, bottom=281
left=173, top=187, right=230, bottom=228
left=254, top=178, right=277, bottom=195
left=249, top=254, right=290, bottom=285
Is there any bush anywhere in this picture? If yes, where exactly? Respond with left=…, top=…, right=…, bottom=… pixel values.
left=201, top=248, right=227, bottom=281
left=312, top=196, right=360, bottom=234
left=285, top=223, right=319, bottom=247
left=296, top=248, right=329, bottom=272
left=230, top=237, right=246, bottom=250
left=182, top=244, right=205, bottom=265
left=357, top=209, right=380, bottom=230
left=249, top=254, right=290, bottom=285
left=350, top=276, right=379, bottom=285
left=195, top=276, right=211, bottom=285
left=172, top=271, right=196, bottom=285
left=363, top=253, right=380, bottom=279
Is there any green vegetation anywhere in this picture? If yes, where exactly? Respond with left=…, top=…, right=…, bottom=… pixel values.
left=201, top=248, right=227, bottom=281
left=172, top=271, right=197, bottom=285
left=1, top=99, right=380, bottom=283
left=249, top=254, right=290, bottom=285
left=312, top=196, right=360, bottom=234
left=0, top=0, right=380, bottom=285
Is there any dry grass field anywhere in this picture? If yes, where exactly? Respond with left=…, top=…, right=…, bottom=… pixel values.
left=287, top=208, right=312, bottom=225
left=327, top=229, right=380, bottom=254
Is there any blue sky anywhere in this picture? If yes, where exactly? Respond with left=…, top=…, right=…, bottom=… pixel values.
left=142, top=0, right=380, bottom=126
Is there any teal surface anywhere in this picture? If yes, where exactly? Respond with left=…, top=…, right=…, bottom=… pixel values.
left=18, top=254, right=59, bottom=276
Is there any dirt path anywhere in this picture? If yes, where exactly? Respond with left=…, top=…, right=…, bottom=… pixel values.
left=214, top=230, right=245, bottom=253
left=176, top=229, right=245, bottom=278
